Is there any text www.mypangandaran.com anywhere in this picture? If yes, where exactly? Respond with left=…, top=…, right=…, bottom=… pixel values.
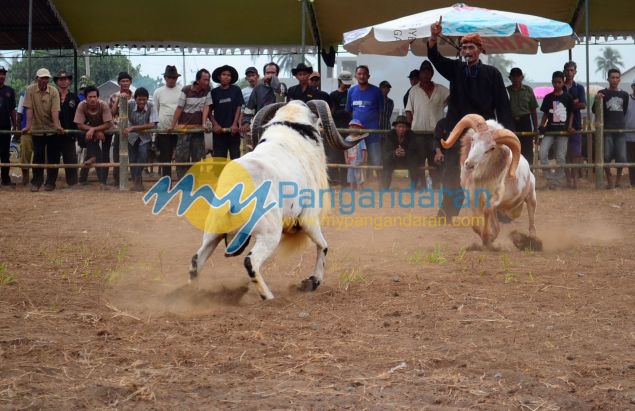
left=280, top=214, right=484, bottom=231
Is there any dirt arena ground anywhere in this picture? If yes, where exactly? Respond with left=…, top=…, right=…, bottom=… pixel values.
left=1, top=174, right=634, bottom=410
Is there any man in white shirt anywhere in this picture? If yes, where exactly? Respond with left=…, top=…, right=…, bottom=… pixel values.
left=152, top=65, right=182, bottom=178
left=405, top=60, right=449, bottom=188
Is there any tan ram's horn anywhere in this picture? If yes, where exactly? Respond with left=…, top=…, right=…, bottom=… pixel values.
left=306, top=99, right=359, bottom=150
left=492, top=128, right=521, bottom=178
left=441, top=114, right=488, bottom=149
left=250, top=102, right=287, bottom=147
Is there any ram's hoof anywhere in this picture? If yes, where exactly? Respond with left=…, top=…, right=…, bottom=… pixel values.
left=300, top=276, right=321, bottom=292
left=510, top=230, right=543, bottom=251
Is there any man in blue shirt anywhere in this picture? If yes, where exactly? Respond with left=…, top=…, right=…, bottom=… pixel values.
left=345, top=65, right=384, bottom=168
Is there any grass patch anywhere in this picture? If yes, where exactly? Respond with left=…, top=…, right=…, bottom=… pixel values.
left=338, top=269, right=366, bottom=291
left=454, top=247, right=468, bottom=263
left=426, top=244, right=447, bottom=264
left=407, top=250, right=424, bottom=265
left=500, top=254, right=517, bottom=283
left=0, top=263, right=17, bottom=285
left=45, top=240, right=129, bottom=282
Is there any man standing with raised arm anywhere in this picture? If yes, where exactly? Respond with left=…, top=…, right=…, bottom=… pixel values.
left=427, top=18, right=513, bottom=218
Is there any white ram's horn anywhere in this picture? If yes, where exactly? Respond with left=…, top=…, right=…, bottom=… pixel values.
left=492, top=128, right=521, bottom=178
left=306, top=100, right=358, bottom=150
left=442, top=114, right=488, bottom=149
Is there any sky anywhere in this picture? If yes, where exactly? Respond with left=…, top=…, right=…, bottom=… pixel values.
left=121, top=40, right=633, bottom=111
left=127, top=39, right=635, bottom=85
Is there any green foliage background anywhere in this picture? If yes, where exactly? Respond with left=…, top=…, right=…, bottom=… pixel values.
left=4, top=50, right=160, bottom=95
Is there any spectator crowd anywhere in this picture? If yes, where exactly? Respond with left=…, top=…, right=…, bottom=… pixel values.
left=1, top=27, right=634, bottom=195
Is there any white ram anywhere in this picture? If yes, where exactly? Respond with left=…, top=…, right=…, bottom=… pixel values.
left=441, top=114, right=541, bottom=250
left=188, top=99, right=358, bottom=300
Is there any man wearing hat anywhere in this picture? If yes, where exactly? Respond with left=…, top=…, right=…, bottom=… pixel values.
left=287, top=63, right=317, bottom=102
left=403, top=69, right=419, bottom=107
left=507, top=67, right=538, bottom=165
left=378, top=80, right=394, bottom=130
left=53, top=70, right=81, bottom=187
left=308, top=71, right=331, bottom=102
left=405, top=59, right=449, bottom=189
left=242, top=66, right=259, bottom=105
left=78, top=75, right=90, bottom=101
left=153, top=65, right=182, bottom=178
left=330, top=71, right=353, bottom=120
left=210, top=65, right=244, bottom=160
left=21, top=68, right=64, bottom=191
left=381, top=115, right=419, bottom=190
left=0, top=66, right=17, bottom=187
left=428, top=20, right=513, bottom=217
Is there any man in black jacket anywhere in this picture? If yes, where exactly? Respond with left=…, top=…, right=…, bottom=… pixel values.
left=427, top=21, right=513, bottom=217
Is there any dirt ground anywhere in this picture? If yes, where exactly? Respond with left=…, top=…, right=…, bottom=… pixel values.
left=1, top=174, right=634, bottom=410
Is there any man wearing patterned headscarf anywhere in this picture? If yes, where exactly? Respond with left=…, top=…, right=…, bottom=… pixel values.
left=427, top=21, right=513, bottom=218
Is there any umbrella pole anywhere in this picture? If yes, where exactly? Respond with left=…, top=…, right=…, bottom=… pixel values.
left=584, top=0, right=594, bottom=186
left=300, top=0, right=306, bottom=63
left=27, top=0, right=33, bottom=80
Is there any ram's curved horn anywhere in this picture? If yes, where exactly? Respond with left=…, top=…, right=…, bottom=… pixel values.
left=250, top=102, right=286, bottom=147
left=441, top=114, right=488, bottom=149
left=306, top=99, right=358, bottom=150
left=492, top=128, right=521, bottom=178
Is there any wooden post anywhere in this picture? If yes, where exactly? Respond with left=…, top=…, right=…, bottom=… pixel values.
left=594, top=95, right=604, bottom=189
left=119, top=95, right=129, bottom=190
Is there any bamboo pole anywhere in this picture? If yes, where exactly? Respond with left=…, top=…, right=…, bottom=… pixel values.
left=594, top=95, right=604, bottom=189
left=5, top=162, right=635, bottom=170
left=10, top=128, right=635, bottom=137
left=118, top=95, right=129, bottom=190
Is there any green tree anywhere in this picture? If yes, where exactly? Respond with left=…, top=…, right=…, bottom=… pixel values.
left=0, top=53, right=9, bottom=69
left=487, top=54, right=515, bottom=78
left=132, top=74, right=163, bottom=95
left=251, top=53, right=315, bottom=78
left=6, top=50, right=139, bottom=93
left=595, top=47, right=624, bottom=79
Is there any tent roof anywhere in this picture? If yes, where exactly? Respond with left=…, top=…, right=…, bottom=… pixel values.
left=1, top=0, right=633, bottom=51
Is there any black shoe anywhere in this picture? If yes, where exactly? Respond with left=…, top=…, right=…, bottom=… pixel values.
left=1, top=181, right=16, bottom=188
left=30, top=184, right=40, bottom=192
left=44, top=184, right=55, bottom=191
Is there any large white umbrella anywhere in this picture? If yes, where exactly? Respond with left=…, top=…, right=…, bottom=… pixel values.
left=343, top=3, right=576, bottom=56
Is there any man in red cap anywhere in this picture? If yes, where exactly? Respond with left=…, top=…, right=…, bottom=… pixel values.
left=427, top=21, right=513, bottom=218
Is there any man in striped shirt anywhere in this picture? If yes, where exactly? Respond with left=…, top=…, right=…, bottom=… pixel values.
left=125, top=87, right=158, bottom=191
left=170, top=68, right=212, bottom=180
